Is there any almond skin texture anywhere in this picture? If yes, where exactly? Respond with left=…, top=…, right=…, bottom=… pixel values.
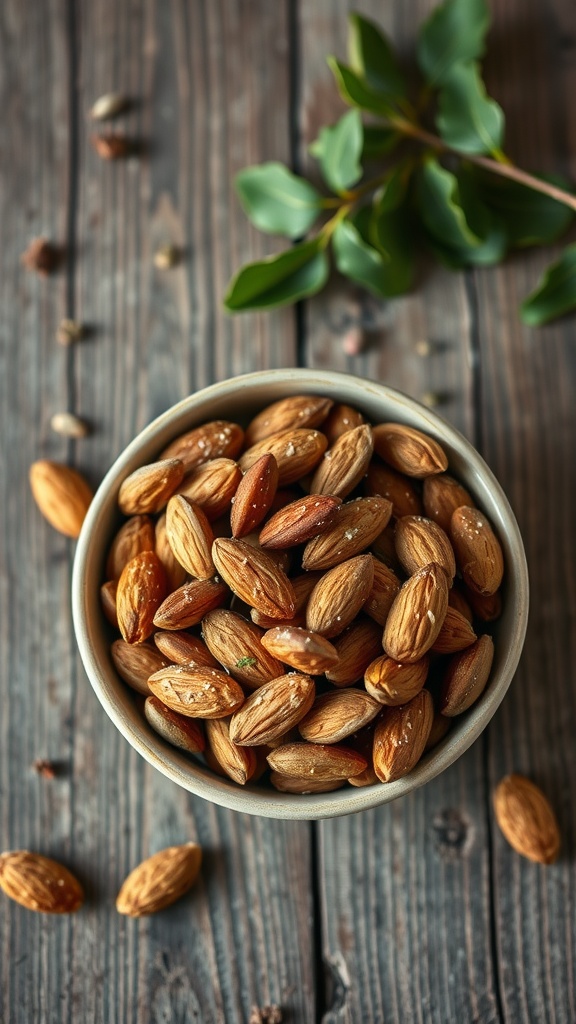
left=267, top=742, right=367, bottom=781
left=464, top=586, right=502, bottom=622
left=239, top=428, right=328, bottom=486
left=270, top=772, right=345, bottom=794
left=306, top=555, right=374, bottom=639
left=325, top=617, right=383, bottom=686
left=100, top=580, right=119, bottom=628
left=155, top=513, right=187, bottom=591
left=153, top=631, right=219, bottom=669
left=212, top=537, right=296, bottom=620
left=365, top=461, right=423, bottom=518
left=0, top=852, right=84, bottom=913
left=177, top=458, right=242, bottom=521
left=144, top=695, right=205, bottom=754
left=116, top=843, right=202, bottom=917
left=321, top=403, right=365, bottom=445
left=118, top=458, right=185, bottom=515
left=245, top=395, right=333, bottom=445
left=450, top=506, right=504, bottom=596
left=117, top=551, right=167, bottom=644
left=439, top=634, right=494, bottom=716
left=259, top=494, right=342, bottom=549
left=205, top=718, right=257, bottom=785
left=29, top=460, right=93, bottom=538
left=229, top=672, right=315, bottom=746
left=448, top=587, right=474, bottom=623
left=299, top=690, right=380, bottom=744
left=231, top=454, right=279, bottom=538
left=111, top=639, right=168, bottom=695
left=364, top=654, right=429, bottom=706
left=372, top=423, right=448, bottom=478
left=371, top=522, right=403, bottom=573
left=493, top=775, right=560, bottom=864
left=160, top=421, right=244, bottom=470
left=153, top=579, right=228, bottom=630
left=309, top=424, right=374, bottom=499
left=395, top=516, right=456, bottom=580
left=424, top=712, right=451, bottom=752
left=249, top=571, right=323, bottom=629
left=201, top=609, right=284, bottom=688
left=383, top=562, right=449, bottom=663
left=106, top=515, right=155, bottom=580
left=261, top=626, right=339, bottom=674
left=148, top=665, right=245, bottom=719
left=373, top=689, right=434, bottom=782
left=362, top=558, right=401, bottom=626
left=423, top=474, right=474, bottom=532
left=166, top=495, right=215, bottom=579
left=302, top=496, right=392, bottom=570
left=431, top=606, right=477, bottom=654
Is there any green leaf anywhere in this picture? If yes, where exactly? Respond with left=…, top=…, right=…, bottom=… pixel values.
left=309, top=110, right=363, bottom=194
left=224, top=240, right=329, bottom=312
left=369, top=201, right=415, bottom=295
left=473, top=171, right=574, bottom=247
left=436, top=60, right=504, bottom=155
left=417, top=0, right=490, bottom=85
left=327, top=57, right=396, bottom=116
left=373, top=163, right=411, bottom=215
left=520, top=244, right=576, bottom=325
left=362, top=125, right=401, bottom=159
left=333, top=217, right=412, bottom=299
left=416, top=157, right=481, bottom=250
left=348, top=13, right=406, bottom=98
left=453, top=164, right=508, bottom=264
left=235, top=163, right=322, bottom=240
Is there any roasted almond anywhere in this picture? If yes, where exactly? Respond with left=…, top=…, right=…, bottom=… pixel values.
left=306, top=555, right=374, bottom=638
left=493, top=775, right=560, bottom=865
left=205, top=718, right=257, bottom=785
left=144, top=695, right=205, bottom=754
left=239, top=428, right=328, bottom=486
left=373, top=689, right=434, bottom=782
left=111, top=638, right=168, bottom=694
left=309, top=424, right=374, bottom=499
left=212, top=537, right=295, bottom=620
left=270, top=772, right=345, bottom=794
left=450, top=507, right=504, bottom=596
left=395, top=515, right=456, bottom=580
left=325, top=617, right=383, bottom=686
left=100, top=579, right=119, bottom=628
left=362, top=557, right=401, bottom=626
left=148, top=665, right=245, bottom=718
left=261, top=626, right=339, bottom=674
left=0, top=851, right=84, bottom=914
left=365, top=460, right=423, bottom=518
left=177, top=458, right=241, bottom=521
left=299, top=690, right=380, bottom=744
left=165, top=495, right=214, bottom=579
left=431, top=606, right=477, bottom=653
left=117, top=551, right=167, bottom=644
left=229, top=672, right=315, bottom=746
left=106, top=514, right=155, bottom=580
left=371, top=522, right=403, bottom=573
left=382, top=562, right=449, bottom=663
left=448, top=587, right=474, bottom=623
left=321, top=403, right=365, bottom=445
left=201, top=609, right=284, bottom=688
left=364, top=654, right=429, bottom=706
left=118, top=458, right=185, bottom=515
left=153, top=578, right=228, bottom=630
left=464, top=586, right=502, bottom=622
left=29, top=460, right=93, bottom=538
left=439, top=634, right=494, bottom=716
left=155, top=513, right=187, bottom=591
left=259, top=494, right=342, bottom=549
left=249, top=570, right=322, bottom=629
left=266, top=742, right=367, bottom=781
left=245, top=395, right=333, bottom=445
left=302, top=496, right=392, bottom=570
left=424, top=712, right=451, bottom=752
left=231, top=454, right=279, bottom=538
left=372, top=423, right=448, bottom=478
left=116, top=843, right=202, bottom=916
left=160, top=420, right=244, bottom=470
left=423, top=473, right=474, bottom=532
left=241, top=531, right=291, bottom=574
left=153, top=631, right=219, bottom=668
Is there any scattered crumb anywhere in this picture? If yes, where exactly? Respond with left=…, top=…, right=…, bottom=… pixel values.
left=32, top=758, right=56, bottom=780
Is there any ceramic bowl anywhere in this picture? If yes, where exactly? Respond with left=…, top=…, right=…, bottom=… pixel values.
left=72, top=369, right=529, bottom=820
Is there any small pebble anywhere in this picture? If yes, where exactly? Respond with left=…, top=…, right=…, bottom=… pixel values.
left=91, top=133, right=132, bottom=160
left=415, top=340, right=432, bottom=358
left=50, top=412, right=90, bottom=438
left=21, top=237, right=60, bottom=276
left=90, top=93, right=129, bottom=121
left=154, top=244, right=179, bottom=270
left=56, top=318, right=84, bottom=346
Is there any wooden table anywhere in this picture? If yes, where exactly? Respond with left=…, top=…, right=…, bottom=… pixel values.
left=1, top=1, right=575, bottom=1020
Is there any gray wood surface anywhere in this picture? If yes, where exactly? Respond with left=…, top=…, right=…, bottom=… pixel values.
left=0, top=0, right=575, bottom=1021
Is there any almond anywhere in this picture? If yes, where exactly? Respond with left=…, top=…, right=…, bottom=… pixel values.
left=450, top=507, right=504, bottom=596
left=153, top=578, right=228, bottom=630
left=106, top=514, right=155, bottom=579
left=212, top=537, right=295, bottom=620
left=493, top=775, right=560, bottom=865
left=424, top=712, right=451, bottom=752
left=299, top=690, right=380, bottom=744
left=364, top=654, right=429, bottom=706
left=148, top=665, right=245, bottom=718
left=100, top=579, right=119, bottom=628
left=371, top=522, right=403, bottom=572
left=464, top=586, right=502, bottom=622
left=321, top=403, right=365, bottom=445
left=395, top=516, right=456, bottom=580
left=177, top=458, right=242, bottom=520
left=345, top=722, right=380, bottom=788
left=29, top=460, right=93, bottom=538
left=373, top=689, right=434, bottom=782
left=362, top=557, right=401, bottom=626
left=229, top=672, right=315, bottom=746
left=269, top=772, right=345, bottom=794
left=111, top=638, right=168, bottom=694
left=231, top=454, right=279, bottom=538
left=382, top=563, right=449, bottom=663
left=302, top=496, right=392, bottom=570
left=372, top=423, right=448, bottom=478
left=423, top=473, right=474, bottom=532
left=306, top=555, right=374, bottom=638
left=241, top=532, right=291, bottom=574
left=116, top=843, right=202, bottom=916
left=249, top=571, right=322, bottom=629
left=155, top=513, right=187, bottom=591
left=153, top=631, right=219, bottom=668
left=266, top=742, right=367, bottom=781
left=239, top=428, right=328, bottom=485
left=261, top=626, right=339, bottom=674
left=365, top=460, right=423, bottom=518
left=118, top=458, right=185, bottom=515
left=0, top=851, right=84, bottom=914
left=144, top=695, right=205, bottom=754
left=245, top=395, right=333, bottom=445
left=309, top=424, right=374, bottom=498
left=259, top=495, right=342, bottom=549
left=205, top=717, right=257, bottom=785
left=160, top=420, right=244, bottom=470
left=448, top=587, right=474, bottom=623
left=165, top=495, right=214, bottom=579
left=201, top=609, right=284, bottom=688
left=439, top=634, right=494, bottom=716
left=431, top=606, right=477, bottom=653
left=268, top=487, right=301, bottom=514
left=325, top=616, right=382, bottom=686
left=117, top=551, right=167, bottom=644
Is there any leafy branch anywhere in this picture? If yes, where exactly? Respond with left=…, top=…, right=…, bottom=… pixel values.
left=223, top=0, right=576, bottom=327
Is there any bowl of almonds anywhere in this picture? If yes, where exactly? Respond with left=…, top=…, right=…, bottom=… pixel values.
left=72, top=369, right=529, bottom=819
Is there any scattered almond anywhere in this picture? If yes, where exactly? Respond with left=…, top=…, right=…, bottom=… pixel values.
left=116, top=843, right=202, bottom=916
left=29, top=460, right=93, bottom=538
left=50, top=411, right=89, bottom=439
left=493, top=775, right=560, bottom=864
left=0, top=851, right=84, bottom=914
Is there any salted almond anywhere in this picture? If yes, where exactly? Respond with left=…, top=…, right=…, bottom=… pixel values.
left=117, top=551, right=167, bottom=644
left=267, top=742, right=367, bottom=781
left=264, top=727, right=301, bottom=750
left=259, top=494, right=341, bottom=549
left=306, top=555, right=374, bottom=638
left=464, top=586, right=502, bottom=622
left=240, top=532, right=291, bottom=574
left=362, top=557, right=401, bottom=626
left=371, top=522, right=403, bottom=573
left=239, top=428, right=328, bottom=485
left=450, top=507, right=504, bottom=596
left=245, top=395, right=333, bottom=445
left=493, top=775, right=560, bottom=864
left=270, top=772, right=345, bottom=794
left=148, top=665, right=244, bottom=718
left=448, top=587, right=474, bottom=623
left=424, top=713, right=451, bottom=752
left=372, top=423, right=448, bottom=478
left=325, top=617, right=382, bottom=686
left=231, top=454, right=279, bottom=538
left=249, top=571, right=322, bottom=629
left=395, top=515, right=456, bottom=580
left=212, top=537, right=295, bottom=620
left=116, top=843, right=202, bottom=917
left=309, top=424, right=373, bottom=499
left=373, top=689, right=434, bottom=782
left=423, top=473, right=474, bottom=532
left=165, top=495, right=214, bottom=579
left=106, top=514, right=155, bottom=579
left=100, top=579, right=119, bottom=628
left=29, top=460, right=93, bottom=538
left=261, top=626, right=339, bottom=674
left=229, top=673, right=315, bottom=746
left=177, top=458, right=241, bottom=521
left=155, top=513, right=187, bottom=591
left=111, top=638, right=168, bottom=694
left=0, top=851, right=83, bottom=913
left=365, top=460, right=423, bottom=518
left=118, top=458, right=185, bottom=515
left=201, top=609, right=284, bottom=688
left=439, top=634, right=494, bottom=716
left=153, top=631, right=219, bottom=668
left=364, top=654, right=429, bottom=706
left=160, top=420, right=244, bottom=470
left=321, top=403, right=365, bottom=445
left=431, top=606, right=477, bottom=653
left=144, top=695, right=205, bottom=754
left=345, top=722, right=380, bottom=787
left=205, top=718, right=257, bottom=785
left=299, top=690, right=380, bottom=744
left=302, top=496, right=392, bottom=570
left=153, top=579, right=228, bottom=630
left=382, top=563, right=449, bottom=663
